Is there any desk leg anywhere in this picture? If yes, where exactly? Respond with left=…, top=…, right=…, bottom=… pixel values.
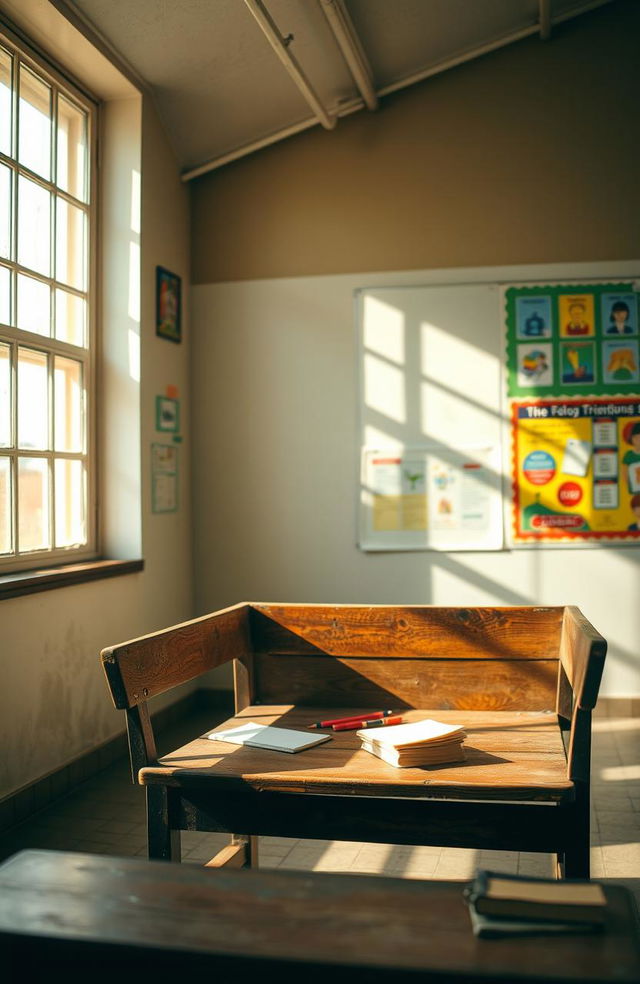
left=147, top=785, right=181, bottom=862
left=559, top=784, right=590, bottom=879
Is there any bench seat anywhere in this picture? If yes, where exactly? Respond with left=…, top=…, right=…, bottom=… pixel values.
left=143, top=705, right=573, bottom=802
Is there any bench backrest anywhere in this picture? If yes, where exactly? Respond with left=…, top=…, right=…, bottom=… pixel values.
left=247, top=604, right=566, bottom=711
left=101, top=602, right=606, bottom=782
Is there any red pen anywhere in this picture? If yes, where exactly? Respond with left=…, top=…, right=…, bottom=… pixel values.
left=332, top=715, right=403, bottom=732
left=309, top=710, right=394, bottom=729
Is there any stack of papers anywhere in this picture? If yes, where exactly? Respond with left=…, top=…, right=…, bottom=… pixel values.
left=357, top=717, right=466, bottom=768
left=464, top=870, right=607, bottom=937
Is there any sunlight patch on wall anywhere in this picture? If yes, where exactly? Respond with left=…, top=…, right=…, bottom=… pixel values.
left=128, top=235, right=140, bottom=382
left=420, top=320, right=502, bottom=445
left=363, top=424, right=402, bottom=449
left=128, top=328, right=140, bottom=383
left=363, top=296, right=405, bottom=364
left=430, top=562, right=511, bottom=606
left=364, top=352, right=406, bottom=424
left=130, top=168, right=141, bottom=235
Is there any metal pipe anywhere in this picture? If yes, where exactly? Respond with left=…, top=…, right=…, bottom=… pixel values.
left=183, top=0, right=614, bottom=182
left=243, top=0, right=335, bottom=130
left=319, top=0, right=378, bottom=111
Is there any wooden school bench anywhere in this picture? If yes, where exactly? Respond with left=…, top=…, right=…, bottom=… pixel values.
left=2, top=850, right=639, bottom=983
left=101, top=603, right=607, bottom=878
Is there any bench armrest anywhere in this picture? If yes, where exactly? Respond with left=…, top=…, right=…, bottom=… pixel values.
left=101, top=602, right=251, bottom=710
left=559, top=606, right=607, bottom=712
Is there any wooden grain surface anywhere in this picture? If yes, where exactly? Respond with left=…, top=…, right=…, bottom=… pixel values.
left=253, top=654, right=559, bottom=709
left=141, top=705, right=572, bottom=802
left=101, top=602, right=251, bottom=708
left=560, top=606, right=607, bottom=710
left=249, top=605, right=565, bottom=659
left=2, top=850, right=639, bottom=983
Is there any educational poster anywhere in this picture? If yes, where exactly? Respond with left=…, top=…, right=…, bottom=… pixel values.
left=505, top=282, right=639, bottom=397
left=510, top=398, right=640, bottom=544
left=151, top=442, right=178, bottom=513
left=360, top=446, right=503, bottom=551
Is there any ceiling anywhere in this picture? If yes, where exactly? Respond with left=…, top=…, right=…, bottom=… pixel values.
left=67, top=0, right=613, bottom=180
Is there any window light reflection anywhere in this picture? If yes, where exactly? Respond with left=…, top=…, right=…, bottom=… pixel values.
left=363, top=296, right=405, bottom=364
left=364, top=352, right=406, bottom=424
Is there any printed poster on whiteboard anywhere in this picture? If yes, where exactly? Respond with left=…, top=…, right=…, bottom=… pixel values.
left=359, top=446, right=503, bottom=551
left=510, top=397, right=640, bottom=545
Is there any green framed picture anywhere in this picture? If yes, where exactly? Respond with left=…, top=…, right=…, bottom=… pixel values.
left=155, top=395, right=179, bottom=433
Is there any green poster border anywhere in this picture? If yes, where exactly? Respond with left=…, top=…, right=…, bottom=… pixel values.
left=505, top=281, right=639, bottom=397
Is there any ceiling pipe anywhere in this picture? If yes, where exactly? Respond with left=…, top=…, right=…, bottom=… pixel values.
left=243, top=0, right=335, bottom=130
left=539, top=0, right=552, bottom=40
left=319, top=0, right=378, bottom=111
left=183, top=0, right=613, bottom=182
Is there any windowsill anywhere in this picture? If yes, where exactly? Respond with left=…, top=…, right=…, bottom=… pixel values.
left=0, top=558, right=144, bottom=600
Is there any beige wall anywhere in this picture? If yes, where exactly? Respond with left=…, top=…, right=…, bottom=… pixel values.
left=191, top=1, right=639, bottom=284
left=0, top=10, right=193, bottom=799
left=190, top=3, right=640, bottom=698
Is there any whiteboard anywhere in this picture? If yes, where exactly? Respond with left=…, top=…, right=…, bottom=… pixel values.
left=356, top=283, right=505, bottom=551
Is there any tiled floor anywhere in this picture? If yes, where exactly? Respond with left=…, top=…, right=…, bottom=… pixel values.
left=1, top=709, right=639, bottom=912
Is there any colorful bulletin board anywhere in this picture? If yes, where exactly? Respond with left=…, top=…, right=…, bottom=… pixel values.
left=505, top=282, right=639, bottom=398
left=506, top=280, right=640, bottom=545
left=511, top=398, right=640, bottom=544
left=511, top=401, right=640, bottom=545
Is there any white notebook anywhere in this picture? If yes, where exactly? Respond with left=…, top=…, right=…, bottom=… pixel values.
left=207, top=721, right=332, bottom=753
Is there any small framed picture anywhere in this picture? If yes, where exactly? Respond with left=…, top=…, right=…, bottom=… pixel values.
left=156, top=395, right=180, bottom=432
left=156, top=266, right=181, bottom=343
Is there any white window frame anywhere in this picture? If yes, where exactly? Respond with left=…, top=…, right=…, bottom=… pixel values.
left=0, top=21, right=98, bottom=573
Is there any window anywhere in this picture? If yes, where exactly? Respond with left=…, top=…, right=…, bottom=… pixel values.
left=0, top=27, right=96, bottom=572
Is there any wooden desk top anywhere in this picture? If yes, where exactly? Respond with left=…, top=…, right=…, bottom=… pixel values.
left=142, top=705, right=574, bottom=802
left=1, top=850, right=638, bottom=983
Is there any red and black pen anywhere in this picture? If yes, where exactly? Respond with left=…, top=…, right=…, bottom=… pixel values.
left=309, top=710, right=394, bottom=729
left=332, top=715, right=403, bottom=732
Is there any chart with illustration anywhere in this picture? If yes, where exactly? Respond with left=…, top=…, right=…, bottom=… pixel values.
left=360, top=446, right=503, bottom=551
left=505, top=282, right=639, bottom=398
left=511, top=398, right=640, bottom=544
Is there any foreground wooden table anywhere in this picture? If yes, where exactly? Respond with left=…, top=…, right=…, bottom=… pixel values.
left=1, top=850, right=639, bottom=983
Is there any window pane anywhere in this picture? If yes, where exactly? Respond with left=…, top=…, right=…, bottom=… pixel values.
left=0, top=455, right=11, bottom=553
left=55, top=457, right=85, bottom=547
left=18, top=175, right=51, bottom=276
left=18, top=346, right=48, bottom=449
left=54, top=355, right=82, bottom=452
left=0, top=342, right=9, bottom=447
left=56, top=196, right=85, bottom=290
left=0, top=47, right=11, bottom=157
left=17, top=273, right=50, bottom=336
left=18, top=455, right=49, bottom=550
left=18, top=65, right=51, bottom=180
left=0, top=265, right=9, bottom=325
left=0, top=162, right=11, bottom=260
left=57, top=95, right=87, bottom=202
left=55, top=288, right=85, bottom=346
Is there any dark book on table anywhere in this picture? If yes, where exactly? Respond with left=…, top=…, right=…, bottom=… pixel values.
left=465, top=870, right=607, bottom=925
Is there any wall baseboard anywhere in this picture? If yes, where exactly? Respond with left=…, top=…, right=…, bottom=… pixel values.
left=0, top=688, right=233, bottom=836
